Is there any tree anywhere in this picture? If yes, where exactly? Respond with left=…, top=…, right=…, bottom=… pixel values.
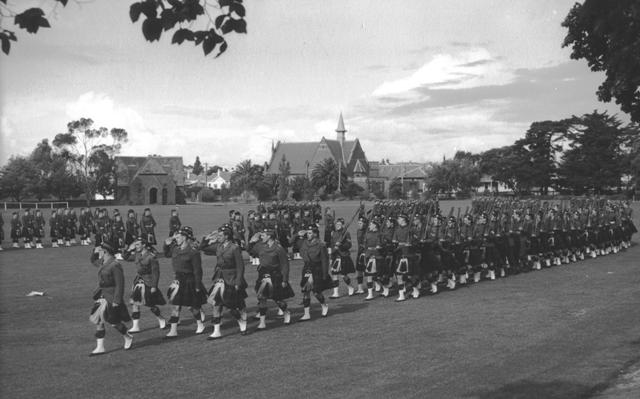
left=562, top=0, right=640, bottom=122
left=206, top=165, right=225, bottom=175
left=311, top=158, right=346, bottom=194
left=276, top=155, right=290, bottom=201
left=557, top=111, right=636, bottom=194
left=513, top=120, right=567, bottom=195
left=0, top=156, right=37, bottom=201
left=0, top=0, right=247, bottom=57
left=27, top=139, right=54, bottom=201
left=52, top=117, right=128, bottom=205
left=47, top=155, right=82, bottom=200
left=388, top=178, right=403, bottom=199
left=290, top=175, right=314, bottom=201
left=342, top=181, right=364, bottom=199
left=426, top=158, right=480, bottom=196
left=192, top=156, right=204, bottom=176
left=230, top=159, right=264, bottom=199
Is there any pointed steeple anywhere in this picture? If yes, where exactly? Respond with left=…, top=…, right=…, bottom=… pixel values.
left=336, top=112, right=346, bottom=144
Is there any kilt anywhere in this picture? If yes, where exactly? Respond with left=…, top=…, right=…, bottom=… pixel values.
left=90, top=299, right=131, bottom=325
left=330, top=254, right=355, bottom=275
left=131, top=276, right=166, bottom=307
left=167, top=272, right=207, bottom=307
left=207, top=279, right=247, bottom=309
left=255, top=269, right=295, bottom=301
left=394, top=254, right=419, bottom=275
left=300, top=268, right=333, bottom=293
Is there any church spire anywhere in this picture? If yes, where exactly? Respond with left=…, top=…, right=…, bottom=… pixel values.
left=336, top=112, right=346, bottom=144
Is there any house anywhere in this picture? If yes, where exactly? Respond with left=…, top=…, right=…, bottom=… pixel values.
left=184, top=169, right=232, bottom=190
left=476, top=174, right=512, bottom=194
left=368, top=161, right=431, bottom=196
left=266, top=114, right=369, bottom=187
left=115, top=155, right=185, bottom=205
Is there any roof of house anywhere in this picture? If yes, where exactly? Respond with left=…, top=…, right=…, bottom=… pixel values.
left=369, top=162, right=431, bottom=179
left=115, top=156, right=185, bottom=186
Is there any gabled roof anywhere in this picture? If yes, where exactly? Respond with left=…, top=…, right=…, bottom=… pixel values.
left=353, top=159, right=367, bottom=174
left=116, top=156, right=185, bottom=186
left=267, top=142, right=318, bottom=175
left=369, top=162, right=430, bottom=179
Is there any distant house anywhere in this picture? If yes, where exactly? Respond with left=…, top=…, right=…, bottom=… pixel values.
left=476, top=174, right=512, bottom=194
left=184, top=169, right=231, bottom=190
left=266, top=114, right=369, bottom=188
left=368, top=161, right=431, bottom=196
left=115, top=155, right=185, bottom=205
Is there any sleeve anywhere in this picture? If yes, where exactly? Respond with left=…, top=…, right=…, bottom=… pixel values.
left=248, top=241, right=261, bottom=257
left=279, top=246, right=290, bottom=282
left=113, top=264, right=125, bottom=304
left=199, top=240, right=218, bottom=256
left=150, top=257, right=160, bottom=288
left=192, top=250, right=203, bottom=285
left=163, top=243, right=173, bottom=258
left=340, top=232, right=352, bottom=251
left=233, top=246, right=244, bottom=286
left=122, top=249, right=136, bottom=262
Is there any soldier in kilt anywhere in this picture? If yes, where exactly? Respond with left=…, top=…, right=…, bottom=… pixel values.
left=363, top=219, right=383, bottom=300
left=21, top=209, right=35, bottom=249
left=123, top=237, right=167, bottom=334
left=78, top=208, right=90, bottom=246
left=141, top=208, right=157, bottom=245
left=354, top=216, right=368, bottom=294
left=33, top=209, right=45, bottom=249
left=168, top=208, right=182, bottom=237
left=163, top=226, right=207, bottom=338
left=392, top=213, right=419, bottom=301
left=10, top=212, right=22, bottom=248
left=329, top=218, right=356, bottom=298
left=378, top=216, right=396, bottom=297
left=298, top=224, right=332, bottom=320
left=124, top=209, right=140, bottom=248
left=200, top=227, right=249, bottom=339
left=248, top=229, right=294, bottom=330
left=89, top=241, right=133, bottom=355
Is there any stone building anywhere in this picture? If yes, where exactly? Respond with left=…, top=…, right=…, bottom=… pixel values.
left=115, top=155, right=185, bottom=205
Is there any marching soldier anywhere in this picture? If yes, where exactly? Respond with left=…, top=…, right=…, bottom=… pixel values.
left=329, top=218, right=356, bottom=298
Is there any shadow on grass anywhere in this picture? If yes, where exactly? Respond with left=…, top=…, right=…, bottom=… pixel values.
left=464, top=379, right=603, bottom=399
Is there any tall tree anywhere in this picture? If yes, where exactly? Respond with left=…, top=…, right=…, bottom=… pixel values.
left=192, top=156, right=204, bottom=176
left=311, top=158, right=345, bottom=195
left=52, top=117, right=128, bottom=205
left=0, top=0, right=247, bottom=58
left=27, top=139, right=54, bottom=201
left=513, top=120, right=568, bottom=195
left=557, top=111, right=636, bottom=194
left=562, top=0, right=640, bottom=122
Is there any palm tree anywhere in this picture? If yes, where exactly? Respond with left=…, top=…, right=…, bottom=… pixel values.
left=231, top=160, right=264, bottom=198
left=311, top=158, right=347, bottom=194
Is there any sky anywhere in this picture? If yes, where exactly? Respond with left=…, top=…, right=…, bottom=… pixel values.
left=0, top=0, right=626, bottom=168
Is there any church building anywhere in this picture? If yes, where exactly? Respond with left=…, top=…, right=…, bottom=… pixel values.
left=266, top=114, right=369, bottom=187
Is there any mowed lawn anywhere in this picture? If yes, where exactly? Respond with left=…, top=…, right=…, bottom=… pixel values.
left=1, top=201, right=639, bottom=399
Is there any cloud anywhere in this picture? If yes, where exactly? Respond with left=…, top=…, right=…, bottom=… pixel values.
left=65, top=92, right=164, bottom=159
left=372, top=48, right=511, bottom=97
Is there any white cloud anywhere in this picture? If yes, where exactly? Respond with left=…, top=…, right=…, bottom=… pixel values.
left=373, top=48, right=512, bottom=97
left=65, top=92, right=164, bottom=158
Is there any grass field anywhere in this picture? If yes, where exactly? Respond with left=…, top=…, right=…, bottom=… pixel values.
left=1, top=201, right=639, bottom=399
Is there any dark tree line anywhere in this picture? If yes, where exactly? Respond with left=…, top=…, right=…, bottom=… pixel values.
left=426, top=111, right=639, bottom=197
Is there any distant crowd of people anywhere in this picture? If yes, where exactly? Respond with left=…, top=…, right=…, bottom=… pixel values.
left=84, top=198, right=637, bottom=355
